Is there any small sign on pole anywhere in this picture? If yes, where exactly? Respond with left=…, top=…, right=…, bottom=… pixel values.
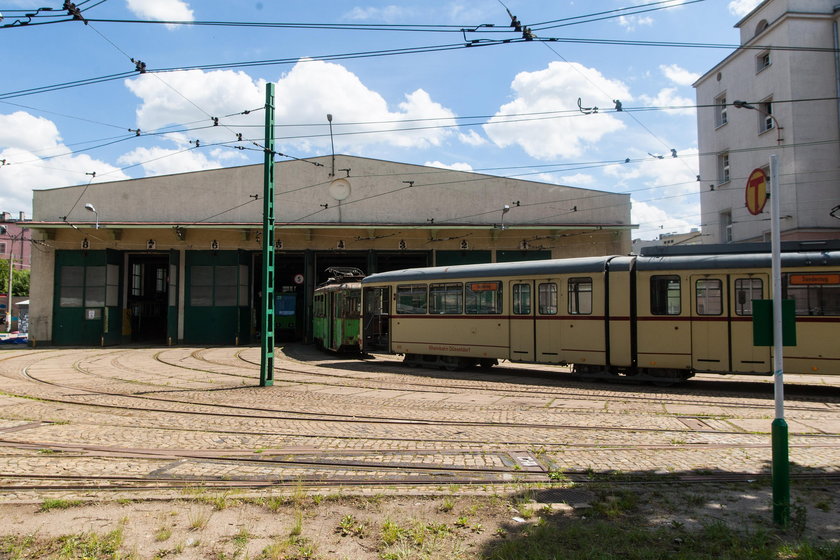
left=745, top=168, right=769, bottom=216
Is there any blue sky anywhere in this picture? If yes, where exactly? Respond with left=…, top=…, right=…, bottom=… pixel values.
left=0, top=0, right=762, bottom=239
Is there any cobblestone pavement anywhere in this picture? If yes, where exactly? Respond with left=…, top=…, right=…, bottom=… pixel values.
left=0, top=343, right=838, bottom=502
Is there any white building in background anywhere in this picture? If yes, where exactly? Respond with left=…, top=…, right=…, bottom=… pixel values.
left=694, top=0, right=840, bottom=244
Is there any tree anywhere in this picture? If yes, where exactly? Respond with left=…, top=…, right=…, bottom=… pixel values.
left=0, top=259, right=30, bottom=297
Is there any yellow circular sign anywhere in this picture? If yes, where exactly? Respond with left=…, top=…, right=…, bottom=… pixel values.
left=745, top=168, right=768, bottom=216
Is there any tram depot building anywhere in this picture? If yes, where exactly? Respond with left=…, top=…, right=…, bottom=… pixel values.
left=27, top=155, right=633, bottom=346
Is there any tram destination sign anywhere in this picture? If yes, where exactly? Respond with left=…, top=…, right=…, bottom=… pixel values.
left=745, top=168, right=769, bottom=216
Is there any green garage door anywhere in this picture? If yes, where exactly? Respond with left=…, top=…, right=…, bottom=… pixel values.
left=184, top=251, right=250, bottom=345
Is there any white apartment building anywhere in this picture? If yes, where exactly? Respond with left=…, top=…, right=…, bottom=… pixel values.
left=694, top=0, right=840, bottom=244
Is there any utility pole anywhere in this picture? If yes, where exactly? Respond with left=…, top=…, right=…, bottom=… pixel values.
left=259, top=83, right=276, bottom=386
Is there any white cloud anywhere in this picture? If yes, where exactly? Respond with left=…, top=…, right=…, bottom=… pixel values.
left=0, top=112, right=62, bottom=153
left=632, top=199, right=698, bottom=240
left=458, top=130, right=486, bottom=146
left=639, top=87, right=695, bottom=116
left=124, top=61, right=463, bottom=162
left=728, top=0, right=761, bottom=17
left=607, top=147, right=700, bottom=237
left=660, top=64, right=700, bottom=86
left=484, top=61, right=630, bottom=160
left=605, top=147, right=698, bottom=187
left=125, top=0, right=194, bottom=27
left=424, top=161, right=473, bottom=172
left=0, top=112, right=130, bottom=215
left=618, top=15, right=653, bottom=30
left=272, top=60, right=459, bottom=151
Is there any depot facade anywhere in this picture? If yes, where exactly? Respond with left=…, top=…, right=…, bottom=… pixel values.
left=27, top=155, right=633, bottom=346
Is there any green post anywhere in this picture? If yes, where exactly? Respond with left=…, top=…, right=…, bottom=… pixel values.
left=772, top=418, right=790, bottom=526
left=259, top=83, right=276, bottom=387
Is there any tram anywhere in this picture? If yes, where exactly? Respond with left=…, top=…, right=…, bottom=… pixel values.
left=313, top=267, right=365, bottom=353
left=360, top=242, right=840, bottom=383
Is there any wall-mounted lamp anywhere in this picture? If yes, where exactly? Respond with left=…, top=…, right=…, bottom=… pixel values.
left=84, top=203, right=99, bottom=229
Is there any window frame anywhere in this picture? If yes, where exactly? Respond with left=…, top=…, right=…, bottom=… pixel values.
left=695, top=278, right=723, bottom=316
left=538, top=282, right=558, bottom=315
left=735, top=277, right=763, bottom=316
left=512, top=283, right=532, bottom=315
left=430, top=283, right=463, bottom=315
left=396, top=284, right=428, bottom=315
left=784, top=272, right=840, bottom=316
left=718, top=152, right=730, bottom=184
left=714, top=93, right=728, bottom=127
left=650, top=275, right=681, bottom=316
left=465, top=281, right=502, bottom=314
left=568, top=277, right=593, bottom=315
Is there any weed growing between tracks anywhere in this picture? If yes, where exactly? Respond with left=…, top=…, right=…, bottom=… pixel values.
left=0, top=481, right=838, bottom=559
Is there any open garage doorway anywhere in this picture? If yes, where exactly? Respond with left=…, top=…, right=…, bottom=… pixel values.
left=126, top=254, right=169, bottom=344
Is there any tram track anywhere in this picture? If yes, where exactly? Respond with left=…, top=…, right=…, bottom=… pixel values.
left=0, top=349, right=833, bottom=442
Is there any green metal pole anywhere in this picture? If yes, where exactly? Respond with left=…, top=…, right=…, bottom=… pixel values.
left=259, top=83, right=276, bottom=387
left=772, top=418, right=790, bottom=526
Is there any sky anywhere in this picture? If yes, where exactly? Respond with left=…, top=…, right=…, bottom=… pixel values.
left=0, top=0, right=763, bottom=240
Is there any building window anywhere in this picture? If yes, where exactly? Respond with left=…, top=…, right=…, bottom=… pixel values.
left=720, top=211, right=733, bottom=243
left=759, top=99, right=774, bottom=133
left=189, top=264, right=238, bottom=307
left=715, top=94, right=727, bottom=127
left=756, top=51, right=771, bottom=72
left=59, top=264, right=117, bottom=308
left=0, top=242, right=6, bottom=254
left=718, top=152, right=730, bottom=184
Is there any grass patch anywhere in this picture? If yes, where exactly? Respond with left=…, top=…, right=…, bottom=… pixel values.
left=0, top=527, right=126, bottom=559
left=38, top=498, right=84, bottom=512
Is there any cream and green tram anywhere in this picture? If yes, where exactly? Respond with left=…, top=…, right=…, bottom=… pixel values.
left=360, top=244, right=840, bottom=383
left=360, top=256, right=630, bottom=373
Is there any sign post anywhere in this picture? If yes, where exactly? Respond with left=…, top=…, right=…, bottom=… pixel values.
left=768, top=155, right=790, bottom=526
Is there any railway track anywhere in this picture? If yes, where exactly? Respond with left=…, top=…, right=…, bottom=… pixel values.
left=0, top=345, right=837, bottom=499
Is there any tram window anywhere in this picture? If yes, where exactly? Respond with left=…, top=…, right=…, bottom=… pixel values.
left=466, top=281, right=502, bottom=314
left=314, top=294, right=325, bottom=318
left=695, top=278, right=723, bottom=315
left=513, top=283, right=531, bottom=315
left=538, top=283, right=558, bottom=315
left=784, top=272, right=840, bottom=316
left=735, top=278, right=763, bottom=315
left=651, top=275, right=681, bottom=315
left=342, top=295, right=361, bottom=318
left=396, top=285, right=428, bottom=314
left=568, top=277, right=592, bottom=315
left=430, top=283, right=463, bottom=314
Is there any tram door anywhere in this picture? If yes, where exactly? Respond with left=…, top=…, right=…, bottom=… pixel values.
left=363, top=286, right=390, bottom=352
left=510, top=281, right=535, bottom=362
left=730, top=274, right=771, bottom=373
left=690, top=275, right=730, bottom=372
